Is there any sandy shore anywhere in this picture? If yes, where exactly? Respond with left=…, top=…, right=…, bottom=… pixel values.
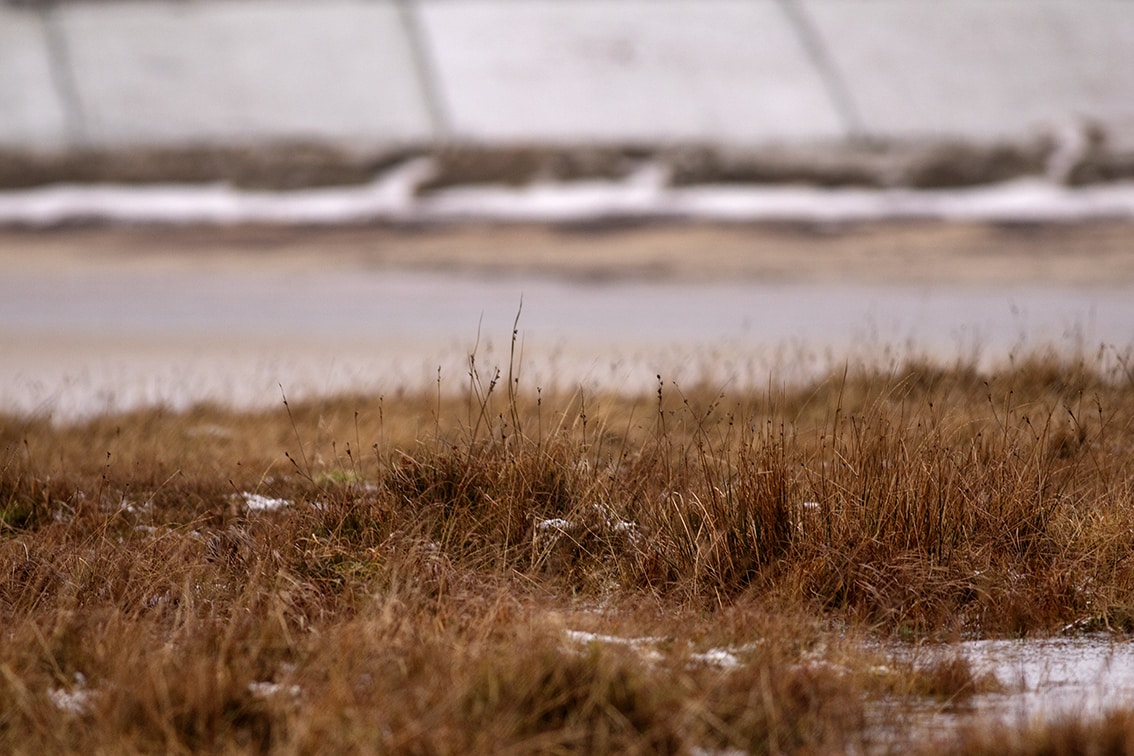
left=3, top=220, right=1134, bottom=286
left=3, top=221, right=1133, bottom=417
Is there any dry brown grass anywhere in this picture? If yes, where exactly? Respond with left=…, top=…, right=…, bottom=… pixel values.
left=941, top=709, right=1134, bottom=755
left=3, top=349, right=1134, bottom=752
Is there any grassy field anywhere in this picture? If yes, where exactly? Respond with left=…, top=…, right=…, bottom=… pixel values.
left=3, top=347, right=1134, bottom=753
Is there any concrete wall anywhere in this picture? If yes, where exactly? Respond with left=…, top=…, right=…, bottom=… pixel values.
left=420, top=1, right=844, bottom=143
left=0, top=7, right=67, bottom=147
left=62, top=2, right=433, bottom=146
left=2, top=0, right=1133, bottom=150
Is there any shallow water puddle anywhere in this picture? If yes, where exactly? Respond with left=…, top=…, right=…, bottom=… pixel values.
left=882, top=636, right=1134, bottom=744
left=959, top=637, right=1134, bottom=720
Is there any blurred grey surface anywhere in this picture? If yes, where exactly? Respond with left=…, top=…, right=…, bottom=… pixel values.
left=2, top=0, right=1132, bottom=152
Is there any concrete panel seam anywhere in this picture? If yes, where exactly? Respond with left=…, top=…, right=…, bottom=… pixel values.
left=395, top=0, right=449, bottom=140
left=40, top=2, right=85, bottom=145
left=776, top=0, right=866, bottom=141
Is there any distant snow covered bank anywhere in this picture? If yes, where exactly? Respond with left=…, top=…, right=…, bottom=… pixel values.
left=3, top=160, right=1134, bottom=227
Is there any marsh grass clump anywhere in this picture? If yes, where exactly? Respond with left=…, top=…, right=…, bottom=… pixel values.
left=900, top=654, right=1003, bottom=703
left=3, top=350, right=1134, bottom=751
left=460, top=645, right=680, bottom=753
left=939, top=707, right=1134, bottom=755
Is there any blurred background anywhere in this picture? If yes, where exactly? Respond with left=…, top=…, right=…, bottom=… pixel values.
left=3, top=0, right=1134, bottom=187
left=2, top=0, right=1134, bottom=417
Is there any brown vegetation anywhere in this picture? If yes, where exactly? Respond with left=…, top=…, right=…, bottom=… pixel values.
left=9, top=135, right=1132, bottom=194
left=3, top=349, right=1134, bottom=752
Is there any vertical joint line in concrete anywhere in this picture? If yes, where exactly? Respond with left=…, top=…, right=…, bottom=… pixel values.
left=395, top=0, right=450, bottom=141
left=39, top=2, right=86, bottom=146
left=776, top=0, right=868, bottom=142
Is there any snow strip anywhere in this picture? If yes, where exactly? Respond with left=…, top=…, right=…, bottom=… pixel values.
left=564, top=629, right=760, bottom=670
left=2, top=165, right=1134, bottom=226
left=562, top=629, right=668, bottom=663
left=563, top=629, right=666, bottom=648
left=0, top=158, right=432, bottom=227
left=689, top=648, right=743, bottom=669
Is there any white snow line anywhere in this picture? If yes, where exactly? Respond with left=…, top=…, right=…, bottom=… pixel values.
left=563, top=629, right=666, bottom=648
left=563, top=629, right=668, bottom=664
left=3, top=174, right=1134, bottom=227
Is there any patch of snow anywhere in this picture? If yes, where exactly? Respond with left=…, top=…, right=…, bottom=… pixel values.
left=535, top=506, right=641, bottom=545
left=247, top=681, right=302, bottom=700
left=48, top=674, right=94, bottom=715
left=535, top=518, right=574, bottom=531
left=590, top=503, right=641, bottom=542
left=116, top=495, right=151, bottom=514
left=797, top=658, right=854, bottom=676
left=240, top=492, right=291, bottom=512
left=423, top=163, right=670, bottom=223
